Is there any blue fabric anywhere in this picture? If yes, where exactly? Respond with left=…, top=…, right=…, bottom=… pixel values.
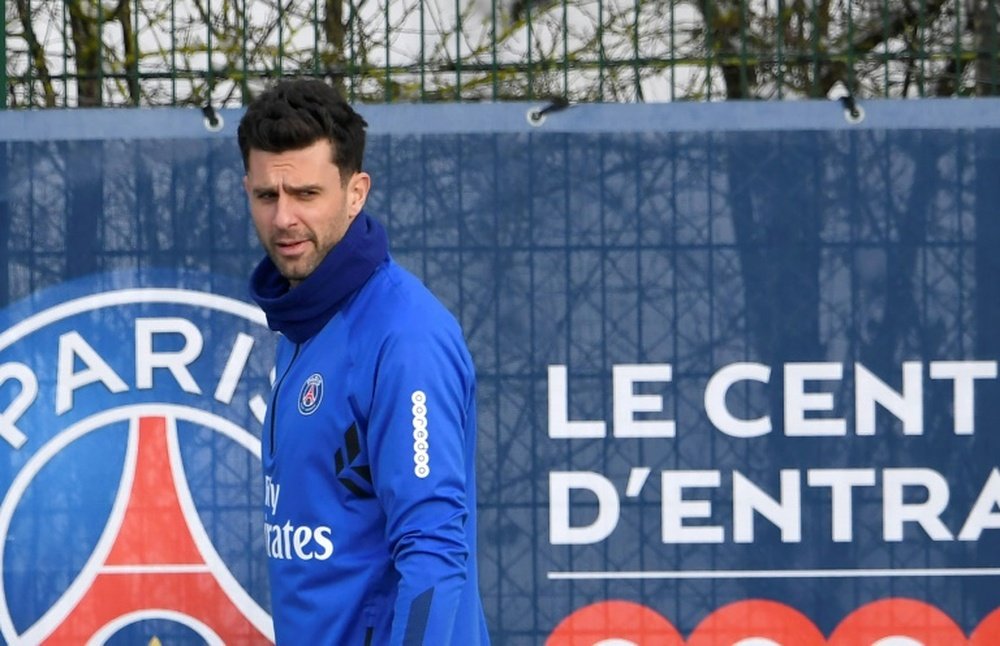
left=254, top=217, right=490, bottom=645
left=249, top=211, right=388, bottom=343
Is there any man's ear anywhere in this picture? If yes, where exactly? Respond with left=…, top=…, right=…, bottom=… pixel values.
left=348, top=171, right=371, bottom=217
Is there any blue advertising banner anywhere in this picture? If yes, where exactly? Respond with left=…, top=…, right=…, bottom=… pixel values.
left=1, top=98, right=1000, bottom=644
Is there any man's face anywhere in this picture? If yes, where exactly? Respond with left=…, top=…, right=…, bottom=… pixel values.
left=245, top=139, right=370, bottom=287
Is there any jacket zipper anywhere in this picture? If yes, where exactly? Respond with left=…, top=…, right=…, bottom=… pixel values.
left=364, top=627, right=373, bottom=646
left=269, top=344, right=300, bottom=456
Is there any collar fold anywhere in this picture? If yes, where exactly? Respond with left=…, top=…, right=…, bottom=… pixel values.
left=249, top=212, right=389, bottom=343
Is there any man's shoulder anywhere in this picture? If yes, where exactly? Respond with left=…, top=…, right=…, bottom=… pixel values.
left=356, top=257, right=459, bottom=329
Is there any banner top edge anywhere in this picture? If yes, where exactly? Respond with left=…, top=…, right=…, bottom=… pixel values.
left=1, top=98, right=998, bottom=142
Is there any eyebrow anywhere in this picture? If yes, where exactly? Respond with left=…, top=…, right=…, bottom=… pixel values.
left=251, top=182, right=324, bottom=197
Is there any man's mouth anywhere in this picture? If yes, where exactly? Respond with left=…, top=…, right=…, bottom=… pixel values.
left=274, top=240, right=310, bottom=257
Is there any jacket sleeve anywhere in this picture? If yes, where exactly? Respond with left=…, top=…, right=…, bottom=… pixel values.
left=364, top=318, right=475, bottom=645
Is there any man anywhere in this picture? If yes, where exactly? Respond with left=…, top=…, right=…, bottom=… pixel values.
left=238, top=79, right=490, bottom=645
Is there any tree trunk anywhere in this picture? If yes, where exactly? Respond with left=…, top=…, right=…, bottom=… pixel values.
left=324, top=0, right=348, bottom=97
left=970, top=0, right=1000, bottom=95
left=68, top=0, right=103, bottom=107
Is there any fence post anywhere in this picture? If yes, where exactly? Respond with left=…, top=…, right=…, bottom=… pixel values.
left=1, top=19, right=7, bottom=109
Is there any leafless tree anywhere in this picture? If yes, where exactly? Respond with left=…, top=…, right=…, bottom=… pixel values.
left=3, top=0, right=997, bottom=107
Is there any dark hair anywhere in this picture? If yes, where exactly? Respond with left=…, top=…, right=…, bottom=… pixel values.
left=237, top=79, right=368, bottom=178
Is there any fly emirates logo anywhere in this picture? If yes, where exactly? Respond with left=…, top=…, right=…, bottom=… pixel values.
left=263, top=475, right=334, bottom=561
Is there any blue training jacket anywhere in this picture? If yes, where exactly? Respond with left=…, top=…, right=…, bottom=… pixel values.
left=251, top=214, right=489, bottom=645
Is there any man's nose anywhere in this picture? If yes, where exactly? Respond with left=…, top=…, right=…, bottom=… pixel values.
left=274, top=193, right=297, bottom=228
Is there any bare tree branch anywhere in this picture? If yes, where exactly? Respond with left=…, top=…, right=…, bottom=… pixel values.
left=13, top=0, right=57, bottom=106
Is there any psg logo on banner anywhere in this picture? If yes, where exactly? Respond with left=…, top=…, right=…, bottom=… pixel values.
left=0, top=271, right=277, bottom=645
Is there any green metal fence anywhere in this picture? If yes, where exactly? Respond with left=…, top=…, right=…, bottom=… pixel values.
left=3, top=0, right=1000, bottom=108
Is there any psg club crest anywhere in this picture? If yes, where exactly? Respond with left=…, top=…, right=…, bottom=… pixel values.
left=0, top=271, right=277, bottom=644
left=297, top=374, right=324, bottom=416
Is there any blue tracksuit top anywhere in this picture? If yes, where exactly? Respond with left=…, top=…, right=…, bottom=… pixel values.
left=250, top=214, right=490, bottom=645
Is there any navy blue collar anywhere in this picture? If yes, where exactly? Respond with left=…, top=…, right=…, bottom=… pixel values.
left=249, top=212, right=389, bottom=343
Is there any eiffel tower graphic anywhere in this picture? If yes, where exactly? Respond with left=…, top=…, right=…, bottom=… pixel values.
left=22, top=414, right=273, bottom=644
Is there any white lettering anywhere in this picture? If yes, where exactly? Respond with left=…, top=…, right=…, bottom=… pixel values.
left=543, top=466, right=1000, bottom=546
left=268, top=524, right=283, bottom=558
left=264, top=520, right=334, bottom=560
left=549, top=471, right=620, bottom=544
left=661, top=470, right=723, bottom=544
left=705, top=362, right=771, bottom=438
left=214, top=332, right=256, bottom=404
left=883, top=468, right=953, bottom=541
left=733, top=469, right=801, bottom=543
left=552, top=360, right=996, bottom=439
left=959, top=468, right=1000, bottom=540
left=930, top=360, right=998, bottom=435
left=282, top=521, right=294, bottom=559
left=312, top=527, right=334, bottom=559
left=784, top=362, right=845, bottom=436
left=548, top=365, right=606, bottom=439
left=612, top=364, right=674, bottom=438
left=56, top=331, right=129, bottom=415
left=0, top=363, right=36, bottom=448
left=135, top=317, right=204, bottom=394
left=807, top=468, right=877, bottom=542
left=264, top=475, right=281, bottom=516
left=855, top=361, right=923, bottom=436
left=293, top=526, right=313, bottom=560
